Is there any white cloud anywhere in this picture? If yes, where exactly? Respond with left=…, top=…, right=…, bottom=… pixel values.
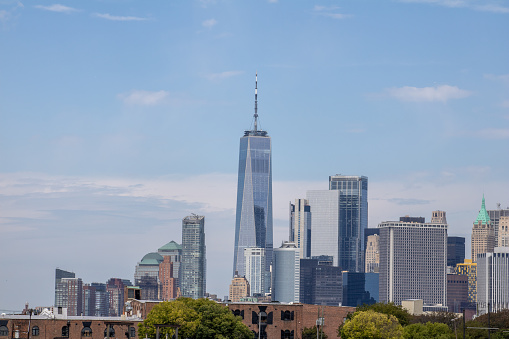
left=484, top=73, right=509, bottom=83
left=385, top=85, right=472, bottom=102
left=34, top=4, right=79, bottom=13
left=118, top=90, right=169, bottom=106
left=399, top=0, right=509, bottom=13
left=205, top=70, right=244, bottom=81
left=313, top=5, right=351, bottom=19
left=93, top=13, right=147, bottom=21
left=202, top=18, right=217, bottom=29
left=476, top=128, right=509, bottom=139
left=268, top=0, right=278, bottom=3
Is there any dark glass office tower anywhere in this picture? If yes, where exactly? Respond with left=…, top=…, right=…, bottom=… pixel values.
left=329, top=175, right=368, bottom=272
left=233, top=74, right=273, bottom=293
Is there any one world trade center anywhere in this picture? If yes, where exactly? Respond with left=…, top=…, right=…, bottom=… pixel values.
left=233, top=74, right=273, bottom=294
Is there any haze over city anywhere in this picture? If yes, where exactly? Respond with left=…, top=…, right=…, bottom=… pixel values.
left=0, top=0, right=508, bottom=312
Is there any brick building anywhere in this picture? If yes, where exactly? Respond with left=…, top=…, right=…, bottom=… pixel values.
left=227, top=303, right=355, bottom=339
left=0, top=313, right=142, bottom=339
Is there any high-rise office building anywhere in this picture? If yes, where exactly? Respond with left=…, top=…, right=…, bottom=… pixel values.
left=159, top=256, right=177, bottom=300
left=272, top=242, right=300, bottom=303
left=471, top=196, right=495, bottom=262
left=55, top=277, right=83, bottom=316
left=229, top=273, right=250, bottom=302
left=54, top=268, right=75, bottom=307
left=181, top=214, right=206, bottom=299
left=379, top=212, right=447, bottom=306
left=306, top=190, right=341, bottom=266
left=342, top=272, right=378, bottom=307
left=447, top=274, right=469, bottom=313
left=244, top=247, right=265, bottom=296
left=455, top=259, right=477, bottom=304
left=233, top=74, right=273, bottom=294
left=328, top=175, right=368, bottom=272
left=477, top=247, right=509, bottom=314
left=365, top=234, right=380, bottom=273
left=447, top=236, right=466, bottom=267
left=82, top=284, right=96, bottom=316
left=157, top=241, right=182, bottom=288
left=431, top=210, right=447, bottom=224
left=300, top=256, right=342, bottom=306
left=134, top=252, right=163, bottom=300
left=487, top=206, right=509, bottom=245
left=289, top=199, right=312, bottom=259
left=106, top=278, right=131, bottom=316
left=91, top=282, right=109, bottom=316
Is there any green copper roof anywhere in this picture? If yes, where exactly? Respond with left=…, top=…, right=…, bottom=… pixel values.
left=139, top=252, right=164, bottom=266
left=158, top=240, right=181, bottom=252
left=475, top=195, right=491, bottom=225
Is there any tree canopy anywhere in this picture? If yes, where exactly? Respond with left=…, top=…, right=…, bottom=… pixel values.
left=354, top=302, right=412, bottom=326
left=138, top=298, right=254, bottom=339
left=403, top=322, right=454, bottom=339
left=302, top=326, right=328, bottom=339
left=339, top=310, right=404, bottom=339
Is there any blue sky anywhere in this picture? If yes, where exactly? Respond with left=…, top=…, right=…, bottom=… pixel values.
left=0, top=0, right=508, bottom=311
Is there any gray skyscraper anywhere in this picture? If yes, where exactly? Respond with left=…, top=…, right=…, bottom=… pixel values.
left=329, top=175, right=368, bottom=273
left=477, top=247, right=509, bottom=315
left=181, top=214, right=206, bottom=299
left=272, top=242, right=300, bottom=303
left=290, top=199, right=312, bottom=259
left=379, top=212, right=447, bottom=306
left=233, top=74, right=273, bottom=293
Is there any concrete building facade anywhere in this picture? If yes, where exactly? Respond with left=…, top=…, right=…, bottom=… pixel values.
left=379, top=212, right=447, bottom=306
left=477, top=247, right=509, bottom=315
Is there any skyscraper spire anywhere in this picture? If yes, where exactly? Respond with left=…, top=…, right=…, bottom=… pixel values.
left=254, top=72, right=258, bottom=132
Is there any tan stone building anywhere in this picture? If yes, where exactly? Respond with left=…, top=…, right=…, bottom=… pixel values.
left=229, top=274, right=250, bottom=302
left=471, top=196, right=495, bottom=262
left=498, top=216, right=509, bottom=247
left=365, top=234, right=379, bottom=273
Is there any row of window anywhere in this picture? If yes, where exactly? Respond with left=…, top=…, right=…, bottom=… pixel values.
left=0, top=325, right=135, bottom=337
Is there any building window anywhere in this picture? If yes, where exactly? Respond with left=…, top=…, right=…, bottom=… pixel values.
left=81, top=327, right=92, bottom=337
left=62, top=326, right=69, bottom=338
left=281, top=329, right=294, bottom=339
left=0, top=326, right=8, bottom=336
left=32, top=326, right=40, bottom=336
left=130, top=327, right=136, bottom=337
left=104, top=326, right=115, bottom=337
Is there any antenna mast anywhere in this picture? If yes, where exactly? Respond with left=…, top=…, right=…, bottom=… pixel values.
left=254, top=72, right=258, bottom=132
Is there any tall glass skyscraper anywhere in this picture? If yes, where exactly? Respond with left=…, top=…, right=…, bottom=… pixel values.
left=306, top=175, right=367, bottom=272
left=329, top=175, right=368, bottom=272
left=233, top=74, right=273, bottom=293
left=181, top=214, right=206, bottom=299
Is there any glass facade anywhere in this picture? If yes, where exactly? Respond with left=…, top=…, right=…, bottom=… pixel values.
left=181, top=215, right=206, bottom=299
left=233, top=131, right=272, bottom=293
left=329, top=175, right=368, bottom=273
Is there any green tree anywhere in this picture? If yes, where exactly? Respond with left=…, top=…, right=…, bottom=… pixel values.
left=138, top=298, right=254, bottom=339
left=403, top=322, right=454, bottom=339
left=354, top=302, right=412, bottom=326
left=302, top=326, right=328, bottom=339
left=339, top=310, right=404, bottom=339
left=411, top=311, right=459, bottom=331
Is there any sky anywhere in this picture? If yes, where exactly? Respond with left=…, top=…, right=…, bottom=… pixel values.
left=0, top=0, right=508, bottom=312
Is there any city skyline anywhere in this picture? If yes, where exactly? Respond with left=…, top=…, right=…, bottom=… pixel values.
left=0, top=0, right=508, bottom=311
